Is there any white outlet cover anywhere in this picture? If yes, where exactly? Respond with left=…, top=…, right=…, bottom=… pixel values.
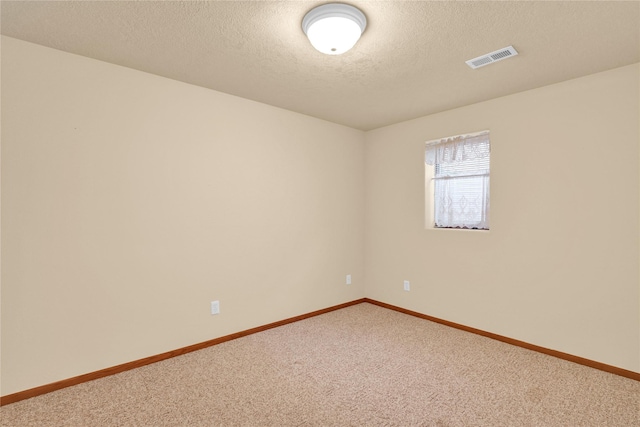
left=211, top=300, right=220, bottom=315
left=403, top=280, right=410, bottom=291
left=346, top=274, right=352, bottom=285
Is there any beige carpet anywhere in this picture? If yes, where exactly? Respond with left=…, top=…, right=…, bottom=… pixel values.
left=1, top=303, right=639, bottom=426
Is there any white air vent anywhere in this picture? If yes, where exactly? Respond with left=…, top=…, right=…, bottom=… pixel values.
left=466, top=46, right=518, bottom=69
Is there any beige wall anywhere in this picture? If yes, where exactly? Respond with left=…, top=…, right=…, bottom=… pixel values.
left=2, top=35, right=639, bottom=397
left=365, top=64, right=640, bottom=372
left=1, top=37, right=365, bottom=395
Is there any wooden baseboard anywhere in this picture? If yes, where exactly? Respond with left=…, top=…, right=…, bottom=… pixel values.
left=0, top=298, right=366, bottom=406
left=3, top=296, right=637, bottom=406
left=363, top=298, right=640, bottom=382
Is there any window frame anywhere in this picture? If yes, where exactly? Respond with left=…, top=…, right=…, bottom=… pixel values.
left=425, top=131, right=490, bottom=231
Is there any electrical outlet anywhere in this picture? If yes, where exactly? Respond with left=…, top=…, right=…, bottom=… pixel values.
left=211, top=300, right=220, bottom=315
left=346, top=274, right=352, bottom=285
left=403, top=280, right=410, bottom=291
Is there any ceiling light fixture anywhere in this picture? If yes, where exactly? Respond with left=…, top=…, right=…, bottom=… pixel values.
left=302, top=3, right=367, bottom=55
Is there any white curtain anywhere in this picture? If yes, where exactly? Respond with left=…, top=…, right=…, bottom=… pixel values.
left=426, top=131, right=490, bottom=230
left=425, top=132, right=490, bottom=166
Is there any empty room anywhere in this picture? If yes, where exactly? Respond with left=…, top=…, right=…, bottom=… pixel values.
left=1, top=1, right=639, bottom=425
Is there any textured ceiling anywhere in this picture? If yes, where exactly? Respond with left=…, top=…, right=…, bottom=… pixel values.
left=1, top=1, right=639, bottom=131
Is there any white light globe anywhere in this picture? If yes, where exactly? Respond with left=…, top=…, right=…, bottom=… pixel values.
left=302, top=4, right=367, bottom=55
left=306, top=16, right=362, bottom=55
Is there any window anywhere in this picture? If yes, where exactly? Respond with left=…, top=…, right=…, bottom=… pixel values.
left=425, top=131, right=490, bottom=230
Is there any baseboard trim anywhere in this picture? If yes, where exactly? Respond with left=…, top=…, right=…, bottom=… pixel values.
left=3, top=296, right=637, bottom=405
left=363, top=298, right=640, bottom=382
left=0, top=298, right=366, bottom=406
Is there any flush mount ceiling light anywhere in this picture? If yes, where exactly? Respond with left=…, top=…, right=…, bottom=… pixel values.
left=302, top=3, right=367, bottom=55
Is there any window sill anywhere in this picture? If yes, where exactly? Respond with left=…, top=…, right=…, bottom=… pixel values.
left=426, top=226, right=490, bottom=233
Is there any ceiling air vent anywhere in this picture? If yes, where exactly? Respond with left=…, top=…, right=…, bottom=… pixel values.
left=466, top=46, right=518, bottom=69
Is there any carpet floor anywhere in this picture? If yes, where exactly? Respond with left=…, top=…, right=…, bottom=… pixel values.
left=1, top=302, right=639, bottom=426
